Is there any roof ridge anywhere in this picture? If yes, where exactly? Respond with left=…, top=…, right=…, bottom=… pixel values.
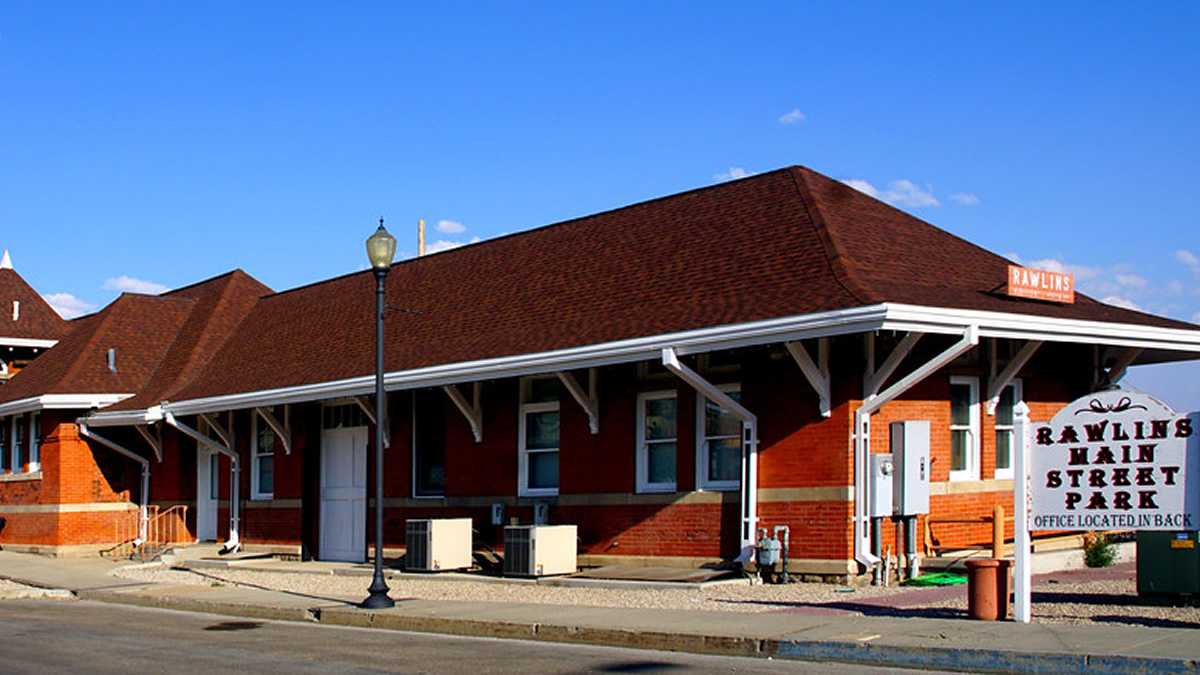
left=787, top=167, right=877, bottom=304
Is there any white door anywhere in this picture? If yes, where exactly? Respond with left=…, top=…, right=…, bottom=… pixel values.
left=196, top=447, right=219, bottom=542
left=320, top=425, right=368, bottom=562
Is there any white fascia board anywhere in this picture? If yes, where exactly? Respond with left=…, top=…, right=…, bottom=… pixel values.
left=162, top=305, right=892, bottom=416
left=0, top=337, right=59, bottom=350
left=153, top=301, right=1200, bottom=417
left=0, top=393, right=130, bottom=417
left=83, top=404, right=164, bottom=428
left=882, top=304, right=1200, bottom=354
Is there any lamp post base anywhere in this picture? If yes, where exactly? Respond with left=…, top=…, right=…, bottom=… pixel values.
left=360, top=578, right=395, bottom=610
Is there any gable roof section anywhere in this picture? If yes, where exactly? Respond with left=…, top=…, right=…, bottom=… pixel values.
left=0, top=264, right=69, bottom=345
left=165, top=165, right=1200, bottom=410
left=0, top=270, right=270, bottom=416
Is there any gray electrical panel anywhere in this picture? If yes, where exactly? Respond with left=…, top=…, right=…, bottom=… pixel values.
left=891, top=421, right=930, bottom=516
left=869, top=453, right=895, bottom=518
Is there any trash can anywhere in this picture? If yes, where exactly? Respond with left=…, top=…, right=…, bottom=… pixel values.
left=965, top=558, right=1012, bottom=620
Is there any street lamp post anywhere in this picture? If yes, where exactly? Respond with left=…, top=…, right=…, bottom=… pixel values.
left=362, top=218, right=396, bottom=610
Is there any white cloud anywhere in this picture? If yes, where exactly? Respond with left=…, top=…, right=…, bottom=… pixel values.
left=1101, top=296, right=1142, bottom=311
left=42, top=293, right=95, bottom=319
left=1166, top=280, right=1185, bottom=295
left=436, top=220, right=466, bottom=234
left=949, top=193, right=980, bottom=206
left=843, top=179, right=940, bottom=208
left=1115, top=273, right=1148, bottom=289
left=1193, top=311, right=1200, bottom=324
left=779, top=109, right=805, bottom=125
left=103, top=276, right=169, bottom=295
left=425, top=237, right=481, bottom=255
left=715, top=167, right=755, bottom=182
left=1175, top=249, right=1200, bottom=275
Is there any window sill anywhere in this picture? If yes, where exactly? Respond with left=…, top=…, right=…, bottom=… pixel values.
left=0, top=471, right=42, bottom=483
left=636, top=485, right=677, bottom=494
left=249, top=494, right=274, bottom=502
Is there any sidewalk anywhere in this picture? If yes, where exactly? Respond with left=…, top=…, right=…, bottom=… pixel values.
left=0, top=550, right=1195, bottom=675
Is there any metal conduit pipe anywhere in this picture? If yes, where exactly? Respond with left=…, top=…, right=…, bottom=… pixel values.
left=163, top=411, right=241, bottom=552
left=853, top=325, right=979, bottom=572
left=77, top=422, right=150, bottom=544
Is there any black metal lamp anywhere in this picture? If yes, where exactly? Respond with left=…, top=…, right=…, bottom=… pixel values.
left=361, top=218, right=396, bottom=610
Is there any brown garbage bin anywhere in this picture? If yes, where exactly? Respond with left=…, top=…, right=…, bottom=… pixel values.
left=966, top=558, right=1012, bottom=620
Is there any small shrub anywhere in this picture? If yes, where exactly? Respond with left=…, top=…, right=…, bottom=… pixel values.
left=1083, top=531, right=1117, bottom=568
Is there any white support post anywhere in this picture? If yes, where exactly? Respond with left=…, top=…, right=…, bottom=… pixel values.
left=1013, top=401, right=1032, bottom=623
left=444, top=382, right=483, bottom=443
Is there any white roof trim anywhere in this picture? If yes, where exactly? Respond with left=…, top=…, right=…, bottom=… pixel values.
left=91, top=302, right=1200, bottom=419
left=0, top=337, right=58, bottom=350
left=0, top=393, right=130, bottom=417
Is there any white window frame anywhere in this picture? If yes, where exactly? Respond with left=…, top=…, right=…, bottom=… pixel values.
left=28, top=413, right=39, bottom=472
left=992, top=379, right=1022, bottom=480
left=636, top=390, right=678, bottom=493
left=949, top=376, right=981, bottom=481
left=696, top=383, right=741, bottom=492
left=518, top=378, right=559, bottom=497
left=250, top=413, right=274, bottom=500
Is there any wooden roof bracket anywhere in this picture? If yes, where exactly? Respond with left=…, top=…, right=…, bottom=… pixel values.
left=986, top=340, right=1042, bottom=415
left=443, top=382, right=483, bottom=443
left=134, top=423, right=164, bottom=462
left=557, top=368, right=599, bottom=434
left=1095, top=347, right=1143, bottom=391
left=353, top=395, right=389, bottom=449
left=254, top=406, right=293, bottom=455
left=864, top=332, right=922, bottom=400
left=786, top=338, right=831, bottom=418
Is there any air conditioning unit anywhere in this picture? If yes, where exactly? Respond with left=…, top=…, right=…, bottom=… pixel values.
left=503, top=524, right=577, bottom=577
left=405, top=518, right=473, bottom=572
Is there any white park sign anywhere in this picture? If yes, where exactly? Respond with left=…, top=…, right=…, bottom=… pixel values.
left=1030, top=389, right=1198, bottom=531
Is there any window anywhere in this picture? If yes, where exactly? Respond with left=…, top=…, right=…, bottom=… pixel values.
left=251, top=413, right=275, bottom=500
left=413, top=392, right=446, bottom=497
left=323, top=403, right=368, bottom=430
left=28, top=413, right=39, bottom=472
left=949, top=376, right=980, bottom=481
left=0, top=419, right=8, bottom=472
left=636, top=391, right=677, bottom=492
left=519, top=377, right=559, bottom=497
left=993, top=380, right=1022, bottom=479
left=697, top=384, right=741, bottom=491
left=11, top=415, right=24, bottom=472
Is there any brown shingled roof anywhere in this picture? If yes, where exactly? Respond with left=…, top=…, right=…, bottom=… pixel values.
left=0, top=265, right=69, bottom=343
left=168, top=165, right=1198, bottom=404
left=0, top=270, right=270, bottom=407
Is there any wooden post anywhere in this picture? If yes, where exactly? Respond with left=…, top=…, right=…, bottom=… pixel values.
left=993, top=504, right=1005, bottom=559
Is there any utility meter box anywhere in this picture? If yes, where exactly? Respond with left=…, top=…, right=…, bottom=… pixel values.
left=891, top=421, right=930, bottom=516
left=869, top=453, right=895, bottom=518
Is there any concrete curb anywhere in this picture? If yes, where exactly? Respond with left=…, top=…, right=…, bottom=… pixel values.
left=64, top=588, right=1200, bottom=675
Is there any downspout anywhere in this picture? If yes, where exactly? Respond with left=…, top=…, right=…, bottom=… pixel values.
left=164, top=411, right=241, bottom=553
left=661, top=347, right=759, bottom=562
left=853, top=325, right=979, bottom=571
left=78, top=422, right=150, bottom=544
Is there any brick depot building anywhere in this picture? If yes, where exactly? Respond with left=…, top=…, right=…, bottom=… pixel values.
left=2, top=166, right=1199, bottom=579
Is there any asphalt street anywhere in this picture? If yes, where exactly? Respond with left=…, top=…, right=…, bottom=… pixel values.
left=0, top=599, right=958, bottom=674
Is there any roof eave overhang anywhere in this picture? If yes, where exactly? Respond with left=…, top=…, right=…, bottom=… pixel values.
left=0, top=393, right=130, bottom=417
left=82, top=404, right=164, bottom=428
left=0, top=337, right=58, bottom=350
left=145, top=302, right=1200, bottom=418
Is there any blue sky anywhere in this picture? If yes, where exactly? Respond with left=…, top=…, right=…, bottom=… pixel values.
left=2, top=3, right=1199, bottom=408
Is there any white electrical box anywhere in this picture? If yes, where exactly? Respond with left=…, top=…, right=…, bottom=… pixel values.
left=405, top=518, right=473, bottom=572
left=503, top=524, right=577, bottom=577
left=891, top=420, right=931, bottom=516
left=869, top=453, right=895, bottom=518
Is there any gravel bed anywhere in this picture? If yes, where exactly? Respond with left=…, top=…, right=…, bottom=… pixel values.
left=113, top=562, right=1200, bottom=628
